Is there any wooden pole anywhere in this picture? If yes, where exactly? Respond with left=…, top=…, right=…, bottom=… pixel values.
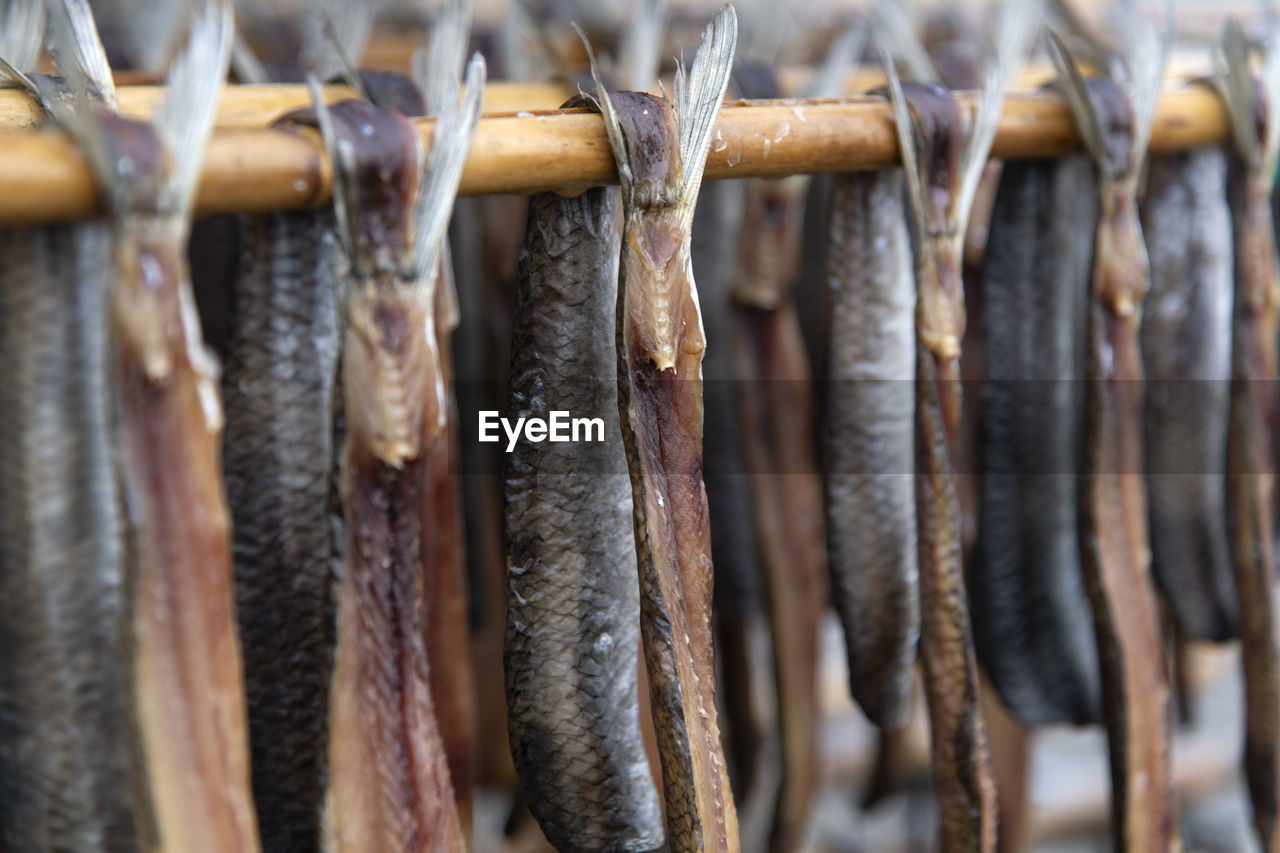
left=0, top=85, right=1227, bottom=224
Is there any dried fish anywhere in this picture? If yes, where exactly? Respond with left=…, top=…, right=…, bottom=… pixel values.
left=822, top=166, right=918, bottom=732
left=1140, top=147, right=1236, bottom=643
left=315, top=38, right=485, bottom=851
left=585, top=7, right=739, bottom=850
left=971, top=154, right=1100, bottom=725
left=1048, top=15, right=1172, bottom=849
left=882, top=3, right=1034, bottom=847
left=504, top=178, right=663, bottom=853
left=0, top=222, right=138, bottom=852
left=40, top=1, right=259, bottom=849
left=1218, top=19, right=1280, bottom=850
left=221, top=205, right=341, bottom=852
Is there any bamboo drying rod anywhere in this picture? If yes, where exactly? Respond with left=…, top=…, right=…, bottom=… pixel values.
left=0, top=84, right=1226, bottom=224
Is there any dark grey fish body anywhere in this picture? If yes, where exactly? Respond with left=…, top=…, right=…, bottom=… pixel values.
left=822, top=168, right=919, bottom=730
left=972, top=154, right=1101, bottom=725
left=221, top=210, right=341, bottom=853
left=0, top=223, right=139, bottom=852
left=1139, top=149, right=1236, bottom=643
left=504, top=187, right=663, bottom=853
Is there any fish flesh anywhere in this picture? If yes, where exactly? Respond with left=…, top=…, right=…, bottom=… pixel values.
left=971, top=154, right=1101, bottom=725
left=822, top=166, right=919, bottom=731
left=1219, top=21, right=1280, bottom=850
left=315, top=39, right=485, bottom=850
left=1048, top=23, right=1173, bottom=851
left=221, top=206, right=341, bottom=852
left=504, top=180, right=663, bottom=853
left=1140, top=148, right=1236, bottom=643
left=586, top=8, right=739, bottom=850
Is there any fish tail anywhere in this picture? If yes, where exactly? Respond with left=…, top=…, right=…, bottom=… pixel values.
left=671, top=4, right=736, bottom=223
left=151, top=1, right=234, bottom=219
left=414, top=0, right=472, bottom=117
left=617, top=0, right=667, bottom=91
left=412, top=47, right=485, bottom=289
left=45, top=0, right=117, bottom=111
left=1218, top=17, right=1280, bottom=181
left=0, top=0, right=45, bottom=79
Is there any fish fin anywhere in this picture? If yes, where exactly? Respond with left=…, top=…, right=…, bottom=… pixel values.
left=308, top=0, right=377, bottom=96
left=415, top=0, right=471, bottom=117
left=578, top=24, right=633, bottom=198
left=1046, top=31, right=1111, bottom=173
left=954, top=0, right=1040, bottom=233
left=617, top=0, right=667, bottom=91
left=229, top=31, right=268, bottom=83
left=0, top=0, right=45, bottom=77
left=307, top=73, right=360, bottom=268
left=46, top=0, right=117, bottom=111
left=880, top=48, right=926, bottom=240
left=672, top=3, right=737, bottom=226
left=801, top=21, right=865, bottom=100
left=1219, top=16, right=1280, bottom=180
left=412, top=52, right=484, bottom=288
left=872, top=0, right=937, bottom=84
left=152, top=0, right=233, bottom=218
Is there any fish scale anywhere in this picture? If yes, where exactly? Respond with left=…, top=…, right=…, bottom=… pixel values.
left=0, top=223, right=138, bottom=852
left=221, top=208, right=341, bottom=853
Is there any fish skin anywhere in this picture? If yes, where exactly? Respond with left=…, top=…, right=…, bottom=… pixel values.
left=822, top=167, right=919, bottom=731
left=0, top=223, right=139, bottom=853
left=504, top=186, right=664, bottom=853
left=1228, top=171, right=1280, bottom=853
left=1139, top=149, right=1237, bottom=643
left=221, top=209, right=341, bottom=853
left=971, top=154, right=1101, bottom=726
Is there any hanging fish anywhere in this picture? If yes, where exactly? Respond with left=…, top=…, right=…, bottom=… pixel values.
left=1218, top=19, right=1280, bottom=851
left=0, top=6, right=140, bottom=850
left=221, top=164, right=342, bottom=853
left=504, top=169, right=664, bottom=853
left=882, top=2, right=1036, bottom=848
left=33, top=1, right=260, bottom=849
left=822, top=165, right=919, bottom=733
left=970, top=153, right=1101, bottom=725
left=1048, top=12, right=1173, bottom=849
left=583, top=7, right=739, bottom=850
left=1140, top=147, right=1236, bottom=643
left=313, top=41, right=485, bottom=853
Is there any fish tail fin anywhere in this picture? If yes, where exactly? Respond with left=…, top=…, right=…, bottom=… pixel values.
left=880, top=49, right=926, bottom=238
left=152, top=0, right=233, bottom=219
left=46, top=0, right=117, bottom=111
left=1218, top=16, right=1280, bottom=181
left=413, top=0, right=472, bottom=117
left=1048, top=3, right=1168, bottom=180
left=617, top=0, right=667, bottom=91
left=0, top=0, right=45, bottom=79
left=411, top=48, right=485, bottom=289
left=872, top=0, right=937, bottom=84
left=309, top=0, right=379, bottom=96
left=955, top=0, right=1040, bottom=224
left=672, top=4, right=737, bottom=224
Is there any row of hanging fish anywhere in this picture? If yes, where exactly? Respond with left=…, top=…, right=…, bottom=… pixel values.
left=3, top=0, right=1280, bottom=851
